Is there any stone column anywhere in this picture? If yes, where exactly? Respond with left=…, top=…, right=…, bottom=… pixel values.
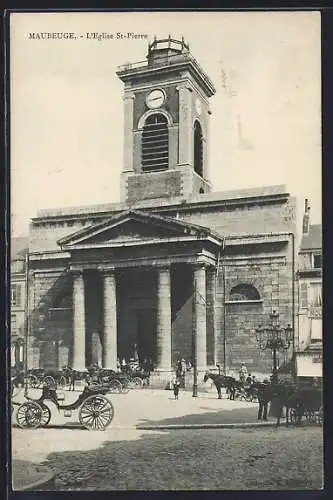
left=102, top=270, right=118, bottom=370
left=122, top=92, right=135, bottom=172
left=206, top=267, right=216, bottom=366
left=193, top=264, right=207, bottom=370
left=177, top=84, right=192, bottom=167
left=156, top=266, right=172, bottom=371
left=72, top=270, right=86, bottom=370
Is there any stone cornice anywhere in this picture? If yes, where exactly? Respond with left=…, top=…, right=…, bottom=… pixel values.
left=117, top=57, right=216, bottom=97
left=67, top=252, right=216, bottom=270
left=225, top=233, right=291, bottom=247
left=29, top=251, right=71, bottom=260
left=32, top=187, right=289, bottom=222
left=61, top=235, right=222, bottom=251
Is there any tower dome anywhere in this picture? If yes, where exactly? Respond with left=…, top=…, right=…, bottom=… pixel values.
left=147, top=35, right=190, bottom=66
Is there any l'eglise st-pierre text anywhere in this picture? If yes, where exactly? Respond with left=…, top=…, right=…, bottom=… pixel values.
left=28, top=32, right=148, bottom=41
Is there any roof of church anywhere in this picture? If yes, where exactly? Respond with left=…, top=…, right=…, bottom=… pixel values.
left=34, top=184, right=289, bottom=220
left=300, top=224, right=322, bottom=252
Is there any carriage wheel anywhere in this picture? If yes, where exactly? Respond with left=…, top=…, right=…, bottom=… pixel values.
left=16, top=401, right=43, bottom=429
left=40, top=404, right=51, bottom=427
left=58, top=376, right=67, bottom=389
left=109, top=379, right=122, bottom=394
left=130, top=377, right=143, bottom=388
left=79, top=395, right=114, bottom=431
left=28, top=375, right=39, bottom=388
left=43, top=376, right=56, bottom=390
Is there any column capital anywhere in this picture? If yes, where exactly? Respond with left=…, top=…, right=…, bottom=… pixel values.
left=123, top=91, right=136, bottom=101
left=100, top=268, right=116, bottom=277
left=193, top=262, right=208, bottom=271
left=155, top=263, right=171, bottom=271
left=97, top=265, right=116, bottom=273
left=176, top=84, right=192, bottom=92
left=71, top=268, right=84, bottom=278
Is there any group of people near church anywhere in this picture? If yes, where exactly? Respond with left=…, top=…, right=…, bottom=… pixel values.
left=239, top=363, right=257, bottom=387
left=116, top=344, right=154, bottom=375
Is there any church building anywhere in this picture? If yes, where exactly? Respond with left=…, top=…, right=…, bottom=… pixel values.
left=26, top=37, right=297, bottom=384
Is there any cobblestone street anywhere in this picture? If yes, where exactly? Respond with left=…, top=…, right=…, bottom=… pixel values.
left=12, top=387, right=258, bottom=461
left=11, top=387, right=323, bottom=490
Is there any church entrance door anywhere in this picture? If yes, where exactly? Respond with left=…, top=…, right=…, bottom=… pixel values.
left=136, top=308, right=157, bottom=365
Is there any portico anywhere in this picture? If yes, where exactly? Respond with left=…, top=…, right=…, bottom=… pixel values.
left=58, top=209, right=224, bottom=376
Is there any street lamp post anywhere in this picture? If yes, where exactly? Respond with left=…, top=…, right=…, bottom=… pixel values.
left=252, top=310, right=293, bottom=383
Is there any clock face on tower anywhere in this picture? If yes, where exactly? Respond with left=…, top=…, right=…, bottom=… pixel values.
left=146, top=89, right=165, bottom=109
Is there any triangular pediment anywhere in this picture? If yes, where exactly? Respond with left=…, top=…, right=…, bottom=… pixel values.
left=57, top=210, right=216, bottom=249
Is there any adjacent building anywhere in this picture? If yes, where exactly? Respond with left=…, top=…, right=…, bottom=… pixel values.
left=11, top=237, right=28, bottom=369
left=295, top=200, right=322, bottom=381
left=25, top=37, right=297, bottom=385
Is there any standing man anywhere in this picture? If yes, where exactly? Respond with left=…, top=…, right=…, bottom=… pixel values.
left=133, top=343, right=139, bottom=363
left=239, top=363, right=248, bottom=384
left=180, top=358, right=186, bottom=388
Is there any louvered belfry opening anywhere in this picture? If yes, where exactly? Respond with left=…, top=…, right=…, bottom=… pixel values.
left=194, top=120, right=203, bottom=177
left=142, top=113, right=169, bottom=172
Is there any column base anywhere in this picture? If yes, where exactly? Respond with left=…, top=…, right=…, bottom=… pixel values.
left=72, top=365, right=87, bottom=372
left=102, top=366, right=117, bottom=372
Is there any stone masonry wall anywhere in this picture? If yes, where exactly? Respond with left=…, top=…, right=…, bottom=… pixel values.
left=127, top=170, right=182, bottom=204
left=28, top=268, right=72, bottom=370
left=179, top=197, right=296, bottom=238
left=214, top=251, right=294, bottom=378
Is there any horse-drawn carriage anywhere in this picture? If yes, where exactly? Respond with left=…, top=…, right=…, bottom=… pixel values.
left=120, top=362, right=150, bottom=388
left=286, top=385, right=323, bottom=425
left=27, top=368, right=71, bottom=390
left=13, top=383, right=115, bottom=431
left=87, top=367, right=131, bottom=393
left=204, top=371, right=323, bottom=427
left=203, top=372, right=258, bottom=402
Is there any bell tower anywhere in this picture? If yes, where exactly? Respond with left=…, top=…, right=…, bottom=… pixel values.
left=117, top=36, right=216, bottom=204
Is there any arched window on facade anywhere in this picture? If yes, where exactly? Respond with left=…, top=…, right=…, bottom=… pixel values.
left=142, top=113, right=169, bottom=172
left=229, top=284, right=261, bottom=301
left=194, top=120, right=203, bottom=177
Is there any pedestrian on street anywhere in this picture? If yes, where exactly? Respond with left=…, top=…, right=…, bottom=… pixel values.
left=173, top=377, right=181, bottom=400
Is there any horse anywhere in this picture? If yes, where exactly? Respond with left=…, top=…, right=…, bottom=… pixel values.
left=254, top=380, right=311, bottom=427
left=11, top=367, right=25, bottom=392
left=62, top=366, right=89, bottom=391
left=203, top=372, right=236, bottom=400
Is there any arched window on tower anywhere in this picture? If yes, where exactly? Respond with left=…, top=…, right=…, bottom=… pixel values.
left=194, top=120, right=203, bottom=177
left=229, top=284, right=261, bottom=301
left=142, top=113, right=169, bottom=172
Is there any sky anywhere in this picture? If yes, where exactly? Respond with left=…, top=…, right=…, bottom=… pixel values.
left=10, top=11, right=321, bottom=237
